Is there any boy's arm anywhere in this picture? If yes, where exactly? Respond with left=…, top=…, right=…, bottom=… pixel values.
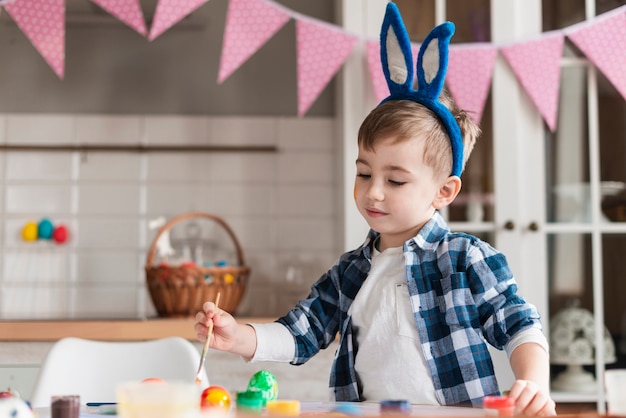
left=508, top=342, right=556, bottom=416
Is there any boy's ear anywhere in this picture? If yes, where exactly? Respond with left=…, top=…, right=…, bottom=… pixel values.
left=433, top=176, right=462, bottom=209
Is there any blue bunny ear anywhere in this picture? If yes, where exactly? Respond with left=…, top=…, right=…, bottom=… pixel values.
left=380, top=2, right=414, bottom=98
left=415, top=22, right=455, bottom=102
left=378, top=4, right=464, bottom=178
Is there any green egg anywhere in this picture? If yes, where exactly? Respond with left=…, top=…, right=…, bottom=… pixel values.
left=247, top=370, right=278, bottom=404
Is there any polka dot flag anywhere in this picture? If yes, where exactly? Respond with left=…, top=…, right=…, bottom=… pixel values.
left=90, top=0, right=147, bottom=37
left=501, top=31, right=565, bottom=132
left=565, top=6, right=626, bottom=101
left=217, top=0, right=291, bottom=84
left=447, top=43, right=498, bottom=125
left=148, top=0, right=208, bottom=41
left=3, top=0, right=66, bottom=79
left=296, top=18, right=358, bottom=116
left=366, top=40, right=388, bottom=104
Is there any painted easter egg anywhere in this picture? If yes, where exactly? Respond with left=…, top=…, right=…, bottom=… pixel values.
left=247, top=370, right=278, bottom=404
left=37, top=218, right=54, bottom=240
left=200, top=385, right=231, bottom=410
left=53, top=225, right=68, bottom=244
left=21, top=222, right=38, bottom=242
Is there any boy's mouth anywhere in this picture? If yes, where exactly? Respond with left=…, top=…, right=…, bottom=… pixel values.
left=366, top=207, right=387, bottom=217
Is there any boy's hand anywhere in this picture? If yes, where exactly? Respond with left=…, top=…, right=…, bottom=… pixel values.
left=508, top=379, right=556, bottom=416
left=194, top=301, right=238, bottom=352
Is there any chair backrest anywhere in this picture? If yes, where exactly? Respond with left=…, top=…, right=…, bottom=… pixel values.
left=29, top=337, right=208, bottom=408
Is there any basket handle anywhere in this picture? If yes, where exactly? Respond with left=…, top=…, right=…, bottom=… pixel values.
left=146, top=212, right=246, bottom=267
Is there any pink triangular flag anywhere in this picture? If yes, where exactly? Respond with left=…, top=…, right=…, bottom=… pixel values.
left=447, top=43, right=497, bottom=125
left=3, top=0, right=65, bottom=79
left=566, top=6, right=626, bottom=101
left=296, top=18, right=359, bottom=116
left=90, top=0, right=147, bottom=36
left=501, top=31, right=564, bottom=132
left=366, top=40, right=388, bottom=103
left=148, top=0, right=208, bottom=41
left=217, top=0, right=290, bottom=83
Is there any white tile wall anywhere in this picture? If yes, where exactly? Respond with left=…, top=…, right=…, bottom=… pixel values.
left=5, top=115, right=75, bottom=144
left=75, top=115, right=143, bottom=144
left=0, top=114, right=339, bottom=319
left=143, top=116, right=210, bottom=145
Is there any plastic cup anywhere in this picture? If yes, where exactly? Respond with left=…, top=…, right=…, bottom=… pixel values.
left=116, top=381, right=201, bottom=418
left=51, top=395, right=80, bottom=418
left=605, top=369, right=626, bottom=416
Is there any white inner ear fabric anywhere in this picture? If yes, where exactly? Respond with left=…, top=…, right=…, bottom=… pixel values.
left=386, top=27, right=408, bottom=85
left=422, top=39, right=440, bottom=83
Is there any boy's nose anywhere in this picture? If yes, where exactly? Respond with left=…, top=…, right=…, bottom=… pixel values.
left=366, top=182, right=384, bottom=201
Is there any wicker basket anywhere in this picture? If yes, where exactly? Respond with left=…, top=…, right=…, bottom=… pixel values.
left=145, top=212, right=250, bottom=317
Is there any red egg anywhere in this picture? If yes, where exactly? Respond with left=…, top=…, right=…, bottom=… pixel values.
left=200, top=385, right=232, bottom=409
left=53, top=225, right=68, bottom=244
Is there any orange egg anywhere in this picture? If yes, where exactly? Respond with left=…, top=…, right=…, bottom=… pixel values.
left=200, top=385, right=232, bottom=409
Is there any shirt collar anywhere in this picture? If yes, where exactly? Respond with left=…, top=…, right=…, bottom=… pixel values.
left=359, top=211, right=450, bottom=256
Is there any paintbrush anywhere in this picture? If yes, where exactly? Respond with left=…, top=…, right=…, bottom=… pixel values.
left=195, top=292, right=220, bottom=385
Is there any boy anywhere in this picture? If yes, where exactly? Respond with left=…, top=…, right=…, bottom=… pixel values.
left=195, top=3, right=555, bottom=416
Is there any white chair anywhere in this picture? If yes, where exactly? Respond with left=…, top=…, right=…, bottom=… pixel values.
left=29, top=336, right=209, bottom=408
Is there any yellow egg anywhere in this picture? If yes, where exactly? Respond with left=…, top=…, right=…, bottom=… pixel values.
left=224, top=273, right=235, bottom=284
left=22, top=222, right=38, bottom=241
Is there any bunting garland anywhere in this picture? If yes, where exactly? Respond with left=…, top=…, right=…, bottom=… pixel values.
left=148, top=0, right=209, bottom=41
left=501, top=31, right=564, bottom=132
left=296, top=18, right=358, bottom=116
left=0, top=0, right=624, bottom=121
left=217, top=0, right=290, bottom=83
left=447, top=43, right=498, bottom=125
left=89, top=0, right=147, bottom=37
left=3, top=0, right=66, bottom=79
left=565, top=7, right=626, bottom=101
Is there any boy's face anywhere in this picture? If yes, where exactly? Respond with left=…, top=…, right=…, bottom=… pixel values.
left=355, top=136, right=443, bottom=250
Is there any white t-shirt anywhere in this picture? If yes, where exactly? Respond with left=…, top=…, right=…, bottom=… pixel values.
left=349, top=245, right=439, bottom=404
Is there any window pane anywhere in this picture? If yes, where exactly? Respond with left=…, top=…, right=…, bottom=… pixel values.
left=446, top=0, right=491, bottom=42
left=543, top=0, right=586, bottom=31
left=599, top=72, right=626, bottom=223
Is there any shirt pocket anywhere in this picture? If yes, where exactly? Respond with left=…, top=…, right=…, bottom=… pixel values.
left=438, top=273, right=479, bottom=329
left=395, top=283, right=419, bottom=340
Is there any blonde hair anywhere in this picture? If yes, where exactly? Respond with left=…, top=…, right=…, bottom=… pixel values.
left=357, top=92, right=480, bottom=179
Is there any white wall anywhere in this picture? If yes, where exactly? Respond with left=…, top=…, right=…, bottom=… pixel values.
left=0, top=114, right=341, bottom=319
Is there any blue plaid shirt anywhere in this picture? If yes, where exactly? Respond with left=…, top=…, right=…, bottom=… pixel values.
left=276, top=211, right=542, bottom=406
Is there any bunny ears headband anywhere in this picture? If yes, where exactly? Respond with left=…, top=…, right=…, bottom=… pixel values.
left=380, top=2, right=464, bottom=177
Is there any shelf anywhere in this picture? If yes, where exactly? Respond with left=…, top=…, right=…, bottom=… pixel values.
left=0, top=318, right=275, bottom=342
left=0, top=144, right=277, bottom=153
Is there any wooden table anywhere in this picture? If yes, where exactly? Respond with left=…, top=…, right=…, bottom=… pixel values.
left=0, top=318, right=274, bottom=342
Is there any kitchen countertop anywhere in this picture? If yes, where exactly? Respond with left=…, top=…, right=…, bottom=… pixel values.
left=0, top=318, right=274, bottom=341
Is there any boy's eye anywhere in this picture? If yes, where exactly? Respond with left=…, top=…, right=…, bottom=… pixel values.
left=357, top=173, right=371, bottom=179
left=389, top=180, right=406, bottom=186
